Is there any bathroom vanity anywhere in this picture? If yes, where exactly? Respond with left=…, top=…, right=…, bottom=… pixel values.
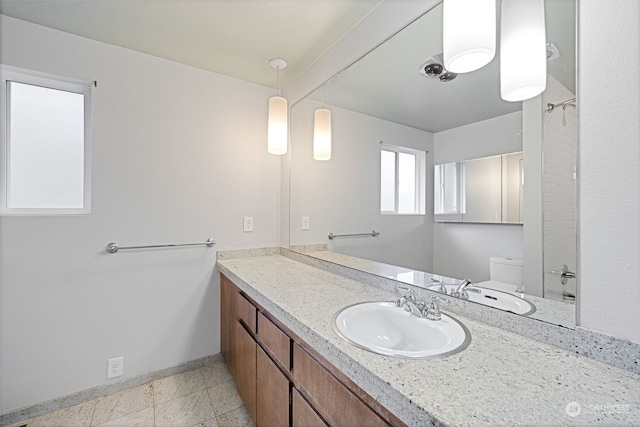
left=217, top=251, right=640, bottom=426
left=221, top=274, right=403, bottom=426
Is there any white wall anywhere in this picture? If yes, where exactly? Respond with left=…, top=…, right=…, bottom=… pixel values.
left=290, top=98, right=434, bottom=271
left=522, top=96, right=544, bottom=297
left=578, top=1, right=640, bottom=343
left=0, top=15, right=280, bottom=413
left=433, top=112, right=524, bottom=281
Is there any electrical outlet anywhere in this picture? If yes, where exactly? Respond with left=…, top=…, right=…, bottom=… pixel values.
left=301, top=216, right=310, bottom=231
left=107, top=357, right=123, bottom=379
left=243, top=216, right=254, bottom=232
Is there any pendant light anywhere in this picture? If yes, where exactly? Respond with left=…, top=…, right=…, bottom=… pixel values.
left=313, top=108, right=331, bottom=161
left=500, top=0, right=547, bottom=102
left=313, top=86, right=331, bottom=161
left=443, top=0, right=496, bottom=73
left=267, top=58, right=288, bottom=155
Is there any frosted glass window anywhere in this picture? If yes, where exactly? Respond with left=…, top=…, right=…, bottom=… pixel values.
left=380, top=150, right=396, bottom=212
left=1, top=66, right=91, bottom=214
left=380, top=144, right=426, bottom=215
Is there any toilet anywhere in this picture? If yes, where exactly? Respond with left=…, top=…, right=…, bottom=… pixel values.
left=477, top=256, right=523, bottom=293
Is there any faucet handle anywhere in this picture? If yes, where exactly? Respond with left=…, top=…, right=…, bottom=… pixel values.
left=396, top=286, right=415, bottom=306
left=397, top=286, right=415, bottom=300
left=426, top=296, right=443, bottom=321
left=437, top=282, right=448, bottom=294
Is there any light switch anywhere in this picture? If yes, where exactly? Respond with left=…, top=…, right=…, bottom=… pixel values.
left=302, top=216, right=310, bottom=231
left=243, top=216, right=254, bottom=232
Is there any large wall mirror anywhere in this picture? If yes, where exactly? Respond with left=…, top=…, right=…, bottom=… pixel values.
left=289, top=0, right=576, bottom=328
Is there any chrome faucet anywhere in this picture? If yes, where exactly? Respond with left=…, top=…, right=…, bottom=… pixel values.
left=396, top=287, right=443, bottom=320
left=402, top=299, right=427, bottom=317
left=451, top=279, right=480, bottom=299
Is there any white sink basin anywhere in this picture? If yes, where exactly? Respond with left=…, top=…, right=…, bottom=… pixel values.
left=332, top=301, right=471, bottom=358
left=427, top=284, right=536, bottom=315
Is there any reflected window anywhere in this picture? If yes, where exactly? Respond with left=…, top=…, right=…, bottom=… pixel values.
left=380, top=144, right=426, bottom=215
left=434, top=162, right=464, bottom=214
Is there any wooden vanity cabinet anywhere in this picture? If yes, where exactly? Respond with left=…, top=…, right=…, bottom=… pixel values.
left=256, top=345, right=290, bottom=427
left=221, top=275, right=290, bottom=426
left=292, top=388, right=327, bottom=427
left=293, top=343, right=387, bottom=426
left=220, top=274, right=404, bottom=427
left=220, top=272, right=235, bottom=373
left=233, top=320, right=257, bottom=421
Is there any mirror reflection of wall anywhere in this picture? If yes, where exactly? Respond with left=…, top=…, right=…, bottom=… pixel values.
left=542, top=76, right=577, bottom=303
left=289, top=0, right=576, bottom=318
left=290, top=98, right=434, bottom=272
left=502, top=152, right=524, bottom=224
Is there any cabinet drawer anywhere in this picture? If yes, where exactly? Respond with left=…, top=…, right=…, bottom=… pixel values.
left=236, top=292, right=257, bottom=333
left=293, top=344, right=388, bottom=427
left=292, top=388, right=327, bottom=427
left=257, top=311, right=291, bottom=370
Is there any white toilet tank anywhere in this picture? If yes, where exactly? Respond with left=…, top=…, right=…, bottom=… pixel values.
left=489, top=256, right=524, bottom=289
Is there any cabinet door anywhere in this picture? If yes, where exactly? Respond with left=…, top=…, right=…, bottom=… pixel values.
left=293, top=344, right=388, bottom=426
left=234, top=322, right=257, bottom=421
left=292, top=388, right=327, bottom=427
left=221, top=275, right=235, bottom=374
left=256, top=345, right=290, bottom=427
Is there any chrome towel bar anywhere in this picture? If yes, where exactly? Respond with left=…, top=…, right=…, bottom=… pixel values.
left=328, top=230, right=380, bottom=240
left=106, top=238, right=215, bottom=254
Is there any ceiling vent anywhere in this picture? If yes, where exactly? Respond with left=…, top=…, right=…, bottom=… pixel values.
left=419, top=54, right=457, bottom=82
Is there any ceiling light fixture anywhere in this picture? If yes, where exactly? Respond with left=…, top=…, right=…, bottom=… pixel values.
left=313, top=85, right=331, bottom=161
left=443, top=0, right=496, bottom=73
left=267, top=58, right=288, bottom=155
left=500, top=0, right=547, bottom=102
left=313, top=108, right=331, bottom=161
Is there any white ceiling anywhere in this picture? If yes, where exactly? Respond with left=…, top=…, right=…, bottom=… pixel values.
left=0, top=0, right=382, bottom=89
left=0, top=0, right=575, bottom=133
left=309, top=0, right=576, bottom=133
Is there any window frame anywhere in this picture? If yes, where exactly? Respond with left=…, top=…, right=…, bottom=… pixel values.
left=0, top=65, right=93, bottom=215
left=380, top=142, right=427, bottom=215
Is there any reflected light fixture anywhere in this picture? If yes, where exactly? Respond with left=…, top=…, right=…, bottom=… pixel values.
left=443, top=0, right=496, bottom=73
left=267, top=58, right=288, bottom=155
left=500, top=0, right=547, bottom=102
left=313, top=85, right=332, bottom=161
left=313, top=108, right=331, bottom=161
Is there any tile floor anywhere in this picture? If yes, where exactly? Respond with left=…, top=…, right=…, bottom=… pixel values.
left=7, top=361, right=253, bottom=427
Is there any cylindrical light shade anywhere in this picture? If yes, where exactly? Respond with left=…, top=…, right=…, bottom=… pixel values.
left=500, top=0, right=547, bottom=102
left=313, top=108, right=331, bottom=161
left=267, top=96, right=288, bottom=155
left=443, top=0, right=496, bottom=73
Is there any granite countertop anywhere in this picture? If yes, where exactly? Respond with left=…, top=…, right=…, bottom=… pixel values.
left=217, top=254, right=640, bottom=426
